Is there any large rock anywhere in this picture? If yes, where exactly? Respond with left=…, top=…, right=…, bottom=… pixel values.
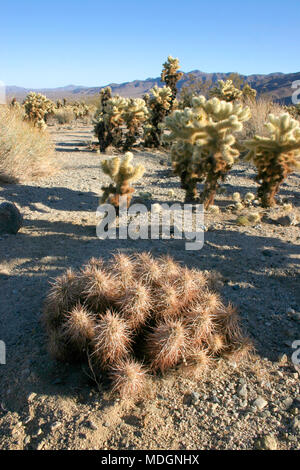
left=0, top=202, right=23, bottom=234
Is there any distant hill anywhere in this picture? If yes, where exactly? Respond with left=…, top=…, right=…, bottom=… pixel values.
left=6, top=70, right=300, bottom=104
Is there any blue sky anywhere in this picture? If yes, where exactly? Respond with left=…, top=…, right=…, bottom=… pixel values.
left=1, top=0, right=299, bottom=88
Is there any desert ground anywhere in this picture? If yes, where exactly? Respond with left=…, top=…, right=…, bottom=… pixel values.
left=0, top=122, right=299, bottom=450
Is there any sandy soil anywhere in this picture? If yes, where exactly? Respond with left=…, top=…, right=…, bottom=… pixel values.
left=0, top=123, right=299, bottom=450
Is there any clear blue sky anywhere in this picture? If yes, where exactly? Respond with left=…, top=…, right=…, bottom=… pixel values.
left=1, top=0, right=299, bottom=88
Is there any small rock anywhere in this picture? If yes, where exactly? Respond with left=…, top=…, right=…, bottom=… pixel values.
left=86, top=420, right=98, bottom=430
left=237, top=384, right=247, bottom=398
left=255, top=434, right=277, bottom=450
left=278, top=353, right=288, bottom=365
left=282, top=397, right=294, bottom=410
left=275, top=214, right=297, bottom=227
left=293, top=417, right=300, bottom=431
left=0, top=202, right=23, bottom=234
left=253, top=396, right=268, bottom=410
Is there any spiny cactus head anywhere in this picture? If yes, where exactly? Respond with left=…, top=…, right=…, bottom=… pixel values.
left=92, top=310, right=132, bottom=368
left=110, top=359, right=148, bottom=398
left=62, top=303, right=96, bottom=348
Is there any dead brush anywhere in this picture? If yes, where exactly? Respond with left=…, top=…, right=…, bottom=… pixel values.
left=43, top=252, right=252, bottom=397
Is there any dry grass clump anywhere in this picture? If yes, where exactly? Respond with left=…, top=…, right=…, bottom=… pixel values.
left=241, top=98, right=284, bottom=140
left=43, top=252, right=252, bottom=397
left=0, top=106, right=56, bottom=183
left=53, top=107, right=75, bottom=124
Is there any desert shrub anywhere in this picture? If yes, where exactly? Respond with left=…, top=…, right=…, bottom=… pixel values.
left=100, top=152, right=145, bottom=208
left=43, top=252, right=252, bottom=397
left=179, top=74, right=213, bottom=108
left=241, top=98, right=284, bottom=140
left=23, top=92, right=55, bottom=129
left=144, top=85, right=172, bottom=148
left=161, top=56, right=183, bottom=111
left=0, top=107, right=56, bottom=183
left=244, top=113, right=300, bottom=207
left=53, top=107, right=75, bottom=124
left=164, top=96, right=251, bottom=207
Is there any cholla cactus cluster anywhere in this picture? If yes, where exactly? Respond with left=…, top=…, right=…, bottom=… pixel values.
left=161, top=56, right=183, bottom=111
left=94, top=90, right=148, bottom=151
left=122, top=98, right=149, bottom=150
left=43, top=252, right=252, bottom=397
left=23, top=92, right=55, bottom=129
left=164, top=96, right=251, bottom=206
left=72, top=101, right=90, bottom=119
left=209, top=80, right=243, bottom=103
left=144, top=85, right=173, bottom=148
left=244, top=113, right=300, bottom=207
left=242, top=83, right=257, bottom=102
left=100, top=152, right=145, bottom=208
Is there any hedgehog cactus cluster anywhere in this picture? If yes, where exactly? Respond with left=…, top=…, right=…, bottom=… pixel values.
left=244, top=113, right=300, bottom=207
left=43, top=252, right=252, bottom=397
left=164, top=95, right=251, bottom=207
left=23, top=92, right=55, bottom=129
left=100, top=152, right=145, bottom=208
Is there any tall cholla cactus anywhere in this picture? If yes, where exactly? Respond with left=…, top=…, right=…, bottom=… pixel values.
left=164, top=96, right=251, bottom=206
left=100, top=152, right=145, bottom=208
left=244, top=113, right=300, bottom=207
left=144, top=85, right=172, bottom=148
left=122, top=98, right=149, bottom=151
left=94, top=95, right=128, bottom=151
left=209, top=80, right=243, bottom=102
left=23, top=92, right=55, bottom=129
left=161, top=56, right=183, bottom=111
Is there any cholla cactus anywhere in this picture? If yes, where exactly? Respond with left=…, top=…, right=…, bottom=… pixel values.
left=72, top=101, right=90, bottom=119
left=94, top=95, right=128, bottom=151
left=161, top=56, right=183, bottom=111
left=43, top=252, right=252, bottom=397
left=144, top=85, right=172, bottom=147
left=209, top=80, right=243, bottom=102
left=242, top=83, right=257, bottom=102
left=23, top=92, right=55, bottom=128
left=244, top=113, right=300, bottom=207
left=164, top=96, right=251, bottom=206
left=122, top=98, right=149, bottom=150
left=100, top=152, right=145, bottom=208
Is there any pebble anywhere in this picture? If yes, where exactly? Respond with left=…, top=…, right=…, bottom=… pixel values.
left=255, top=434, right=277, bottom=450
left=253, top=396, right=268, bottom=411
left=237, top=384, right=247, bottom=398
